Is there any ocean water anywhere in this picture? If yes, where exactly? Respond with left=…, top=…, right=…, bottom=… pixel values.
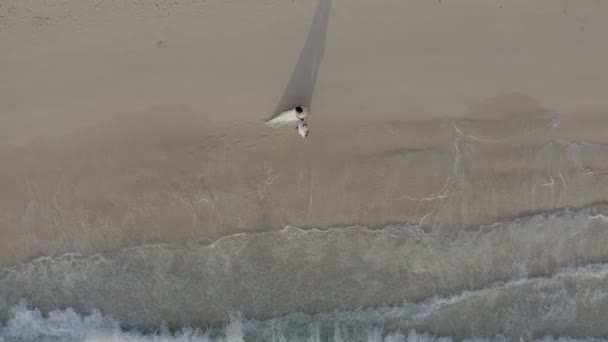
left=3, top=206, right=608, bottom=341
left=1, top=300, right=607, bottom=342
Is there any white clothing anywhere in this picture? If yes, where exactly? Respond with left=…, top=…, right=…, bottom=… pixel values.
left=297, top=119, right=308, bottom=138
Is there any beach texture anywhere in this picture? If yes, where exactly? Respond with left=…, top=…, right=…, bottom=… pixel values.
left=2, top=0, right=608, bottom=340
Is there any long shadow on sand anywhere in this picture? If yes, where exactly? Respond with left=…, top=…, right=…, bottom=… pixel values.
left=268, top=0, right=332, bottom=121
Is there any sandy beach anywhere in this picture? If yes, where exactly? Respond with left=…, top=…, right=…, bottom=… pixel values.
left=2, top=0, right=608, bottom=339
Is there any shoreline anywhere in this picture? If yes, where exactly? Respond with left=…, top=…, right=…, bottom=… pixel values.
left=1, top=104, right=608, bottom=266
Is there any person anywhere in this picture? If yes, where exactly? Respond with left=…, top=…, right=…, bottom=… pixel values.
left=265, top=106, right=308, bottom=128
left=297, top=118, right=309, bottom=138
left=295, top=106, right=309, bottom=120
left=293, top=105, right=309, bottom=138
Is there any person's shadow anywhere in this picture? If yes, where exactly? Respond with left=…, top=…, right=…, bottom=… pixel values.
left=268, top=0, right=332, bottom=121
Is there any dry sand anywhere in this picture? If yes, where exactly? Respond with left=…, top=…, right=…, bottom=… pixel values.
left=1, top=0, right=608, bottom=267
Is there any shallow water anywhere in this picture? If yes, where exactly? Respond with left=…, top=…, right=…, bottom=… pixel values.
left=4, top=206, right=608, bottom=340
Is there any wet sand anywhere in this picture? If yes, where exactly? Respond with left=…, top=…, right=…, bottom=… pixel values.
left=2, top=0, right=608, bottom=266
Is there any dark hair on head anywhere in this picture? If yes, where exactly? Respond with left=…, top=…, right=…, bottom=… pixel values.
left=295, top=106, right=303, bottom=113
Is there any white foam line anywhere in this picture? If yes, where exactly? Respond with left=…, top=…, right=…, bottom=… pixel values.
left=451, top=119, right=558, bottom=144
left=540, top=180, right=554, bottom=187
left=408, top=262, right=608, bottom=321
left=559, top=169, right=568, bottom=193
left=4, top=205, right=608, bottom=274
left=583, top=169, right=608, bottom=176
left=557, top=139, right=608, bottom=149
left=396, top=193, right=448, bottom=202
left=418, top=210, right=433, bottom=228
